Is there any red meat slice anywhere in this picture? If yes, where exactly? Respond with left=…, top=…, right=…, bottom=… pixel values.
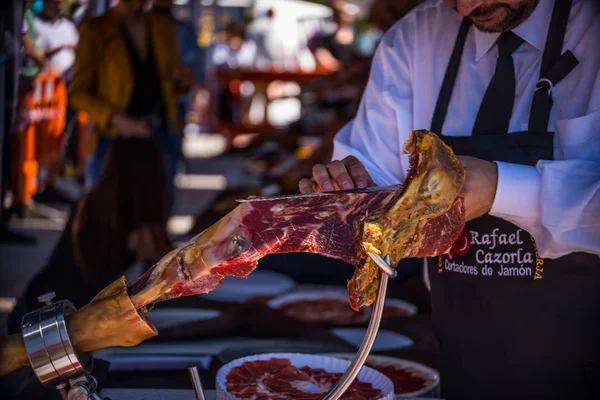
left=278, top=298, right=368, bottom=325
left=365, top=363, right=429, bottom=394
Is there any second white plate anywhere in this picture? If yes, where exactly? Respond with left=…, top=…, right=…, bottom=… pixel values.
left=203, top=270, right=296, bottom=303
left=147, top=308, right=221, bottom=330
left=330, top=328, right=414, bottom=352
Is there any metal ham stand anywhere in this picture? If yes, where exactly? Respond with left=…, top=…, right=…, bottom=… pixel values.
left=187, top=249, right=398, bottom=400
left=21, top=292, right=104, bottom=400
left=322, top=250, right=397, bottom=400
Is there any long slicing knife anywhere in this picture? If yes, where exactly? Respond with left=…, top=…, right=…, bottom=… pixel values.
left=237, top=186, right=398, bottom=203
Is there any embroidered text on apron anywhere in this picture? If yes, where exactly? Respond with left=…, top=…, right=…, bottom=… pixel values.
left=427, top=1, right=600, bottom=399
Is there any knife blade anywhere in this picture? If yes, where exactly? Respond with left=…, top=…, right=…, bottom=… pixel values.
left=237, top=186, right=398, bottom=203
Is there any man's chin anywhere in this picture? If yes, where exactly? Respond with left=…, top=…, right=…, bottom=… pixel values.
left=469, top=0, right=540, bottom=33
left=472, top=20, right=505, bottom=33
left=470, top=10, right=511, bottom=33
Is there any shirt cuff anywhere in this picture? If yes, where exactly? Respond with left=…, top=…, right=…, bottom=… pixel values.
left=489, top=162, right=541, bottom=221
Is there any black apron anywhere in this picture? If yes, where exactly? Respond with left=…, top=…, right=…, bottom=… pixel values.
left=427, top=2, right=600, bottom=399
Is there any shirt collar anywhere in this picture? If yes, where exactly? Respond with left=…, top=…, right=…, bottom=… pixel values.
left=473, top=0, right=556, bottom=62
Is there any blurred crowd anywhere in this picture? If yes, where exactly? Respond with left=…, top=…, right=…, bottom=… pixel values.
left=2, top=0, right=425, bottom=332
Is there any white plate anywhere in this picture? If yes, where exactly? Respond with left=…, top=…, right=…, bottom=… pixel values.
left=325, top=353, right=440, bottom=398
left=383, top=299, right=418, bottom=317
left=203, top=270, right=295, bottom=303
left=268, top=287, right=350, bottom=308
left=147, top=308, right=221, bottom=329
left=216, top=353, right=395, bottom=400
left=330, top=328, right=414, bottom=352
left=268, top=289, right=371, bottom=325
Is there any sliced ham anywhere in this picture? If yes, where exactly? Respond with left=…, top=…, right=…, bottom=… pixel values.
left=225, top=358, right=382, bottom=400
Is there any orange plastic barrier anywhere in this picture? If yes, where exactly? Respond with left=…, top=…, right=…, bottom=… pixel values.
left=11, top=71, right=67, bottom=206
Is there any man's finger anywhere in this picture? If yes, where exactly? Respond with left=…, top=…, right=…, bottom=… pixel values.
left=312, top=164, right=334, bottom=192
left=299, top=178, right=315, bottom=194
left=343, top=156, right=372, bottom=188
left=327, top=160, right=354, bottom=190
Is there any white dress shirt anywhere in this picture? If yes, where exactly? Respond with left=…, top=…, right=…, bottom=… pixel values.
left=332, top=0, right=600, bottom=259
left=33, top=16, right=79, bottom=73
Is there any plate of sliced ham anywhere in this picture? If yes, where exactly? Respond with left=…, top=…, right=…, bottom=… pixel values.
left=325, top=354, right=440, bottom=398
left=268, top=289, right=371, bottom=325
left=216, top=353, right=395, bottom=400
left=382, top=299, right=418, bottom=318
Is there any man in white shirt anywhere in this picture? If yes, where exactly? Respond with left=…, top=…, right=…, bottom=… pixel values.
left=34, top=0, right=79, bottom=77
left=300, top=0, right=600, bottom=398
left=246, top=8, right=281, bottom=67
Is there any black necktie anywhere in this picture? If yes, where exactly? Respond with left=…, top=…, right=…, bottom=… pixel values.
left=472, top=32, right=524, bottom=135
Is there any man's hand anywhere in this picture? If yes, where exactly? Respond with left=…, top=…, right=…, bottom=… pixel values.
left=458, top=156, right=498, bottom=221
left=299, top=156, right=376, bottom=194
left=110, top=113, right=152, bottom=138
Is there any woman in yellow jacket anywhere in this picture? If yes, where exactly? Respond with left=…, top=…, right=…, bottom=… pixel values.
left=70, top=0, right=190, bottom=189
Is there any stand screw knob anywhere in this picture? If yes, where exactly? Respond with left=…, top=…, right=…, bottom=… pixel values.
left=67, top=384, right=91, bottom=400
left=37, top=292, right=56, bottom=306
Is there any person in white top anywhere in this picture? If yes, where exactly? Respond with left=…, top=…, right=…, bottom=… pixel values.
left=300, top=1, right=600, bottom=399
left=33, top=0, right=79, bottom=77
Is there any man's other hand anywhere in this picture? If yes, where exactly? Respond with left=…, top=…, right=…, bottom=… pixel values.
left=299, top=156, right=376, bottom=194
left=458, top=156, right=498, bottom=221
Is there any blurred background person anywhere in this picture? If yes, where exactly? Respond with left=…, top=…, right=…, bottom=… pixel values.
left=211, top=20, right=257, bottom=70
left=9, top=139, right=170, bottom=332
left=26, top=0, right=79, bottom=80
left=151, top=0, right=200, bottom=118
left=70, top=0, right=91, bottom=26
left=70, top=0, right=184, bottom=196
left=309, top=0, right=358, bottom=72
left=21, top=1, right=50, bottom=79
left=246, top=8, right=282, bottom=68
left=212, top=21, right=257, bottom=122
left=0, top=0, right=35, bottom=244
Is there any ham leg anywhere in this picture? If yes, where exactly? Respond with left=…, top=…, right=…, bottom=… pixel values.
left=130, top=130, right=466, bottom=310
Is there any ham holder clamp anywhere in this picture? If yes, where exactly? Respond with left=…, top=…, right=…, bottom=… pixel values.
left=20, top=292, right=103, bottom=400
